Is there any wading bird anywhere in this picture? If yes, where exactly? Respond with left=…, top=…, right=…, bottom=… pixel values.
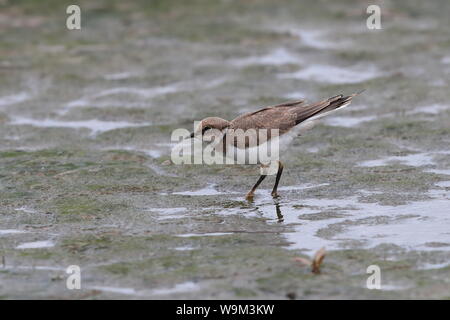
left=190, top=92, right=363, bottom=200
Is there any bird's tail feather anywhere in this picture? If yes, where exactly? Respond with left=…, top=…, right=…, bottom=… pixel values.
left=295, top=91, right=364, bottom=124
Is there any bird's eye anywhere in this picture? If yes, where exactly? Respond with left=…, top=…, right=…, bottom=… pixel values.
left=202, top=126, right=211, bottom=134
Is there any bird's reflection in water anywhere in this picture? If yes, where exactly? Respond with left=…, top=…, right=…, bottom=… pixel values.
left=274, top=200, right=284, bottom=223
left=246, top=197, right=284, bottom=223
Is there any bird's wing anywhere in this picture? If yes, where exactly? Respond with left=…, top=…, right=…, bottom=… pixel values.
left=230, top=99, right=306, bottom=134
left=247, top=99, right=307, bottom=116
left=227, top=93, right=360, bottom=148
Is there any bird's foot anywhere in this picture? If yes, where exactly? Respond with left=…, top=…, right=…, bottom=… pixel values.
left=245, top=192, right=255, bottom=201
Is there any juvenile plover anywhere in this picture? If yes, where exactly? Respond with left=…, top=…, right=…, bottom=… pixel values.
left=190, top=92, right=363, bottom=200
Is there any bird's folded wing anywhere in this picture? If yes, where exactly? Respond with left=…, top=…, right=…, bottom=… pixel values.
left=230, top=100, right=306, bottom=134
left=226, top=93, right=359, bottom=148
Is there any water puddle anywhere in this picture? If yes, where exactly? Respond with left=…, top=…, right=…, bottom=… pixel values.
left=378, top=283, right=413, bottom=291
left=103, top=72, right=141, bottom=81
left=279, top=64, right=382, bottom=84
left=61, top=84, right=182, bottom=112
left=89, top=286, right=136, bottom=295
left=146, top=163, right=177, bottom=177
left=324, top=115, right=377, bottom=128
left=62, top=78, right=226, bottom=113
left=283, top=91, right=309, bottom=100
left=441, top=56, right=450, bottom=64
left=277, top=183, right=330, bottom=192
left=408, top=104, right=450, bottom=115
left=146, top=207, right=188, bottom=220
left=305, top=144, right=328, bottom=153
left=95, top=86, right=181, bottom=99
left=10, top=117, right=149, bottom=135
left=424, top=168, right=450, bottom=175
left=172, top=184, right=225, bottom=196
left=176, top=232, right=233, bottom=238
left=16, top=240, right=55, bottom=249
left=3, top=265, right=65, bottom=271
left=272, top=187, right=450, bottom=252
left=173, top=246, right=197, bottom=251
left=419, top=261, right=450, bottom=270
left=273, top=27, right=344, bottom=49
left=229, top=48, right=301, bottom=67
left=0, top=229, right=26, bottom=236
left=245, top=183, right=330, bottom=198
left=209, top=180, right=450, bottom=254
left=0, top=92, right=30, bottom=107
left=88, top=281, right=199, bottom=297
left=14, top=206, right=37, bottom=214
left=434, top=181, right=450, bottom=188
left=151, top=281, right=199, bottom=295
left=358, top=153, right=436, bottom=167
left=105, top=145, right=175, bottom=159
left=292, top=29, right=337, bottom=49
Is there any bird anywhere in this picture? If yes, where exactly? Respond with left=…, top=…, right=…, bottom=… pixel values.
left=189, top=91, right=363, bottom=200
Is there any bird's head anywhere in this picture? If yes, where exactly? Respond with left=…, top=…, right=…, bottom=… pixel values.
left=189, top=117, right=230, bottom=139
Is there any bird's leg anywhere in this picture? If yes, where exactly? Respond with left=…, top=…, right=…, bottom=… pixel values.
left=246, top=174, right=267, bottom=200
left=271, top=160, right=284, bottom=198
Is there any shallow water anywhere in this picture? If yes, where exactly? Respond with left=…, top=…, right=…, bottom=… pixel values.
left=324, top=115, right=377, bottom=128
left=358, top=153, right=436, bottom=167
left=409, top=104, right=450, bottom=115
left=229, top=48, right=301, bottom=67
left=0, top=229, right=27, bottom=235
left=0, top=92, right=30, bottom=107
left=172, top=185, right=226, bottom=196
left=1, top=0, right=450, bottom=299
left=273, top=27, right=345, bottom=50
left=217, top=184, right=450, bottom=254
left=88, top=281, right=199, bottom=297
left=16, top=240, right=55, bottom=250
left=279, top=64, right=383, bottom=84
left=10, top=117, right=149, bottom=135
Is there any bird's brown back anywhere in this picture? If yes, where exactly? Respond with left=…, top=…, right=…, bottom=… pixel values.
left=225, top=93, right=359, bottom=148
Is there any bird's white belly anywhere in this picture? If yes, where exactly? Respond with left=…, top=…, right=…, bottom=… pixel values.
left=206, top=122, right=316, bottom=165
left=221, top=131, right=296, bottom=165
